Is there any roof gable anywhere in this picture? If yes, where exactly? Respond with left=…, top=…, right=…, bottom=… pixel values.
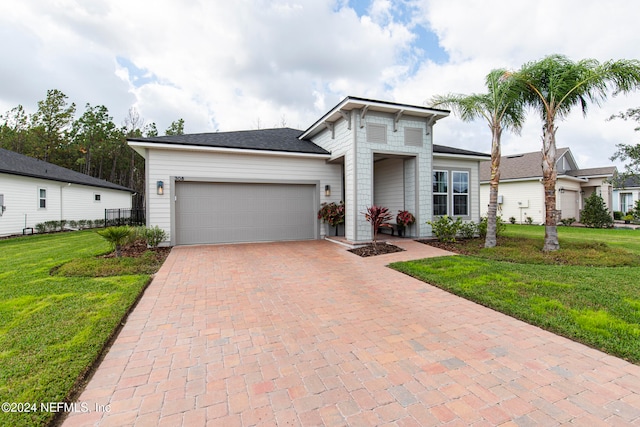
left=479, top=147, right=615, bottom=182
left=128, top=127, right=329, bottom=155
left=0, top=148, right=133, bottom=192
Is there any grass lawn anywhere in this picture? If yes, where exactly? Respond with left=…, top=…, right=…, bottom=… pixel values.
left=390, top=225, right=640, bottom=364
left=0, top=231, right=165, bottom=427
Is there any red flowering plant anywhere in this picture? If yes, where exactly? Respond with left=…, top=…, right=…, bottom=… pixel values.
left=396, top=210, right=415, bottom=227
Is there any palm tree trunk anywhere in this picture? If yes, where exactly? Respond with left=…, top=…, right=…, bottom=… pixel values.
left=484, top=125, right=502, bottom=248
left=542, top=121, right=560, bottom=251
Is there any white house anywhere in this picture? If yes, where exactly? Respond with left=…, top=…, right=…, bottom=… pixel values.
left=479, top=148, right=616, bottom=224
left=0, top=148, right=134, bottom=236
left=128, top=96, right=490, bottom=246
left=613, top=176, right=640, bottom=214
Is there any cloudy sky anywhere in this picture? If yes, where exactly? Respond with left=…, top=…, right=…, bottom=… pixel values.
left=2, top=0, right=640, bottom=168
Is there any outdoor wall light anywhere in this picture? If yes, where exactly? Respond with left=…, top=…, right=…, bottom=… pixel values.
left=559, top=187, right=565, bottom=194
left=325, top=185, right=331, bottom=197
left=157, top=181, right=164, bottom=195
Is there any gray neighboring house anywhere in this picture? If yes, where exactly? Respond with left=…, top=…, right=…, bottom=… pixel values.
left=479, top=148, right=616, bottom=224
left=129, top=96, right=490, bottom=246
left=0, top=148, right=134, bottom=236
left=613, top=175, right=640, bottom=214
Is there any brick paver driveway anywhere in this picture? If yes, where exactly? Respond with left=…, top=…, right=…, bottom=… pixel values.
left=64, top=239, right=640, bottom=426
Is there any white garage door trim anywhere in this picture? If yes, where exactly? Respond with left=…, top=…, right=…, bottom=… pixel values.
left=171, top=178, right=320, bottom=245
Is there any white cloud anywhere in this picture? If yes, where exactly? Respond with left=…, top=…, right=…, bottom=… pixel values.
left=1, top=0, right=640, bottom=168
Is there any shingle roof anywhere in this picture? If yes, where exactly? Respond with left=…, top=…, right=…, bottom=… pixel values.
left=128, top=127, right=330, bottom=155
left=0, top=148, right=133, bottom=192
left=479, top=148, right=571, bottom=181
left=566, top=166, right=616, bottom=177
left=433, top=145, right=490, bottom=158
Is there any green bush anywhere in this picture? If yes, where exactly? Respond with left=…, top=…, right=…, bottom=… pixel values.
left=525, top=216, right=534, bottom=225
left=68, top=220, right=78, bottom=229
left=478, top=216, right=506, bottom=238
left=428, top=215, right=463, bottom=242
left=634, top=200, right=640, bottom=220
left=35, top=223, right=46, bottom=233
left=581, top=192, right=614, bottom=228
left=613, top=211, right=623, bottom=220
left=137, top=225, right=167, bottom=248
left=458, top=221, right=477, bottom=239
left=509, top=216, right=516, bottom=224
left=560, top=217, right=576, bottom=226
left=77, top=220, right=88, bottom=230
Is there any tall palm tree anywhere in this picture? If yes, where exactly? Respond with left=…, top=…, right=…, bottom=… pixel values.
left=509, top=55, right=640, bottom=251
left=431, top=69, right=525, bottom=248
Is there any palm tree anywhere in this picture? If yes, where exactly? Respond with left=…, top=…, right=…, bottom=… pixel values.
left=509, top=55, right=640, bottom=251
left=431, top=69, right=525, bottom=248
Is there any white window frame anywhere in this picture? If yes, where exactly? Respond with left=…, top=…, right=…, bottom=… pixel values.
left=621, top=192, right=633, bottom=213
left=452, top=171, right=470, bottom=216
left=38, top=188, right=47, bottom=209
left=432, top=170, right=448, bottom=216
left=432, top=169, right=471, bottom=219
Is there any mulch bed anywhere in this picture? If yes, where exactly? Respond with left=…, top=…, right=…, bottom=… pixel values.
left=348, top=242, right=405, bottom=257
left=100, top=240, right=171, bottom=260
left=415, top=239, right=475, bottom=255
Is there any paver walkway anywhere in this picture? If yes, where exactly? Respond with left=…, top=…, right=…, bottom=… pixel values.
left=63, top=239, right=640, bottom=426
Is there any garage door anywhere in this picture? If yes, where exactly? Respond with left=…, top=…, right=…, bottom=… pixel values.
left=175, top=181, right=317, bottom=245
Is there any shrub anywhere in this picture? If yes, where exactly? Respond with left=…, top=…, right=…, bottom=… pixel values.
left=525, top=216, right=534, bottom=225
left=77, top=219, right=88, bottom=230
left=35, top=223, right=46, bottom=233
left=509, top=216, right=516, bottom=224
left=68, top=220, right=78, bottom=229
left=560, top=217, right=576, bottom=226
left=318, top=202, right=345, bottom=226
left=458, top=221, right=477, bottom=239
left=138, top=225, right=167, bottom=248
left=86, top=219, right=94, bottom=229
left=581, top=192, right=614, bottom=228
left=58, top=219, right=67, bottom=231
left=428, top=215, right=463, bottom=243
left=634, top=200, right=640, bottom=220
left=96, top=226, right=134, bottom=257
left=613, top=211, right=623, bottom=221
left=477, top=216, right=506, bottom=239
left=363, top=205, right=393, bottom=246
left=94, top=219, right=105, bottom=228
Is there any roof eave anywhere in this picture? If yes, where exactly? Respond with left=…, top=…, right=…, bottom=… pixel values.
left=127, top=140, right=331, bottom=159
left=299, top=96, right=450, bottom=140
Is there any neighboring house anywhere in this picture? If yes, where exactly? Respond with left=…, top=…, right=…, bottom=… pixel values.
left=479, top=148, right=616, bottom=224
left=0, top=148, right=134, bottom=236
left=612, top=175, right=640, bottom=214
left=129, top=96, right=490, bottom=246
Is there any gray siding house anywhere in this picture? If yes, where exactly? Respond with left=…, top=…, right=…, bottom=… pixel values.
left=129, top=96, right=489, bottom=246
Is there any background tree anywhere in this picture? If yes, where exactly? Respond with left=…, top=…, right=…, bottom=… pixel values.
left=510, top=54, right=640, bottom=251
left=0, top=105, right=31, bottom=154
left=165, top=118, right=185, bottom=135
left=30, top=89, right=76, bottom=163
left=610, top=107, right=640, bottom=183
left=70, top=104, right=119, bottom=178
left=431, top=69, right=525, bottom=248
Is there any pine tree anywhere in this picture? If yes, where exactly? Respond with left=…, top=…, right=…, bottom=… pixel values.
left=580, top=192, right=613, bottom=228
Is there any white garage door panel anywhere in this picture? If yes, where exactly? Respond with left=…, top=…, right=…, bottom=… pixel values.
left=176, top=182, right=316, bottom=245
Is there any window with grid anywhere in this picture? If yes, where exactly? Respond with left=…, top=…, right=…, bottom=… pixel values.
left=432, top=171, right=448, bottom=215
left=38, top=188, right=46, bottom=209
left=452, top=171, right=469, bottom=216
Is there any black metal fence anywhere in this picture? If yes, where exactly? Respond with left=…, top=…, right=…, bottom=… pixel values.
left=104, top=209, right=145, bottom=227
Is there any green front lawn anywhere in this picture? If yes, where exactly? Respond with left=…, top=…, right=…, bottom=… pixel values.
left=0, top=231, right=161, bottom=427
left=390, top=225, right=640, bottom=363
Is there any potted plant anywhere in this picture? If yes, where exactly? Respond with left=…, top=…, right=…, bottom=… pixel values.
left=623, top=213, right=634, bottom=224
left=317, top=201, right=345, bottom=236
left=396, top=210, right=415, bottom=237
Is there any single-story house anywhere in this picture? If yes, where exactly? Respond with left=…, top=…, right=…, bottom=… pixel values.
left=128, top=96, right=490, bottom=246
left=479, top=148, right=616, bottom=224
left=0, top=147, right=134, bottom=236
left=612, top=175, right=640, bottom=214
